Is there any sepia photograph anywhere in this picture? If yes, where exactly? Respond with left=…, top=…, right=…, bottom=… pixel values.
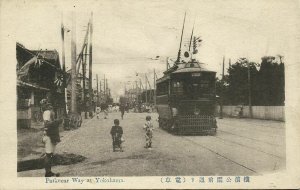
left=1, top=0, right=300, bottom=189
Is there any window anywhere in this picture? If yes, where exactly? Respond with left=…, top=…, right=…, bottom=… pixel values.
left=157, top=81, right=169, bottom=96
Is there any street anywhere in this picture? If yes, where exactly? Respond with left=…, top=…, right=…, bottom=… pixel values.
left=18, top=112, right=285, bottom=177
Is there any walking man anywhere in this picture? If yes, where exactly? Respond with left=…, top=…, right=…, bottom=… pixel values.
left=42, top=103, right=62, bottom=177
left=120, top=103, right=125, bottom=119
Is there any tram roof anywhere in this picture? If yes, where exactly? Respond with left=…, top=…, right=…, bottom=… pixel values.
left=157, top=61, right=216, bottom=83
left=172, top=61, right=216, bottom=74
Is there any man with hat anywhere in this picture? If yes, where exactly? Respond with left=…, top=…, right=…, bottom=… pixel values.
left=42, top=103, right=62, bottom=177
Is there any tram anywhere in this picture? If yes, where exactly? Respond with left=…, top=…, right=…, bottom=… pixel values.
left=156, top=15, right=217, bottom=135
left=156, top=60, right=217, bottom=135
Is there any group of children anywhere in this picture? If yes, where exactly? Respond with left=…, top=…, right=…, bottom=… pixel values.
left=110, top=115, right=154, bottom=152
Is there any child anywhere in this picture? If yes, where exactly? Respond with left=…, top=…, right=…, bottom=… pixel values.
left=143, top=116, right=154, bottom=148
left=95, top=106, right=101, bottom=119
left=110, top=119, right=123, bottom=152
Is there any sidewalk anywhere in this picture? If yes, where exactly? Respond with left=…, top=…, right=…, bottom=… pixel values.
left=17, top=118, right=91, bottom=171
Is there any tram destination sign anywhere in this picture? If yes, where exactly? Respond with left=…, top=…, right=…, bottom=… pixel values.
left=191, top=73, right=201, bottom=77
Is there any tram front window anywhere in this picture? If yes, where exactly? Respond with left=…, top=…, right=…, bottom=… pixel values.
left=172, top=80, right=211, bottom=100
left=183, top=81, right=210, bottom=99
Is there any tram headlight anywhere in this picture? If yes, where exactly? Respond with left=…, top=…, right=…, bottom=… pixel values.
left=172, top=108, right=178, bottom=116
left=194, top=108, right=200, bottom=115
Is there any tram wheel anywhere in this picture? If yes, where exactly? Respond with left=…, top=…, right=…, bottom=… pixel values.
left=161, top=119, right=167, bottom=129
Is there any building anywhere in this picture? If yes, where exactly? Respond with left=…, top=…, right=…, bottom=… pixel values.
left=17, top=43, right=65, bottom=128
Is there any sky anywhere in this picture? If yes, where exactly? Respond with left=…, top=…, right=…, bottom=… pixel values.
left=11, top=0, right=299, bottom=100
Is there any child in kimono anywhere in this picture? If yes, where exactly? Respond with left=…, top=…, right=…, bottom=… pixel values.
left=110, top=119, right=123, bottom=152
left=143, top=115, right=154, bottom=148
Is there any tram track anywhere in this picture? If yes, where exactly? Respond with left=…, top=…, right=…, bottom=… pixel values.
left=217, top=129, right=283, bottom=147
left=210, top=133, right=284, bottom=159
left=179, top=135, right=261, bottom=175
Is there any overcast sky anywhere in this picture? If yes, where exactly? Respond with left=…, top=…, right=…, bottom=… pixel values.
left=12, top=0, right=299, bottom=100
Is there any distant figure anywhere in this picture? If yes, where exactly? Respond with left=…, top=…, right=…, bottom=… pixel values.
left=125, top=103, right=129, bottom=113
left=120, top=104, right=125, bottom=119
left=101, top=102, right=109, bottom=119
left=95, top=106, right=101, bottom=119
left=42, top=103, right=62, bottom=177
left=143, top=115, right=154, bottom=149
left=110, top=119, right=124, bottom=152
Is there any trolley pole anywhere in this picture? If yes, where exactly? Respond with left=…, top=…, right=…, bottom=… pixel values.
left=71, top=12, right=77, bottom=113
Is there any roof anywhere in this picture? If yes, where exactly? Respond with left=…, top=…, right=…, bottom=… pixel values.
left=172, top=61, right=215, bottom=73
left=17, top=43, right=61, bottom=70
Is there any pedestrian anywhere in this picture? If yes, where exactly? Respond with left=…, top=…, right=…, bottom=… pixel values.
left=120, top=104, right=125, bottom=119
left=101, top=102, right=109, bottom=119
left=110, top=119, right=124, bottom=152
left=95, top=105, right=101, bottom=119
left=143, top=115, right=154, bottom=149
left=42, top=103, right=62, bottom=177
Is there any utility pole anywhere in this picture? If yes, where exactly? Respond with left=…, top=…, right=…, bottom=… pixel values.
left=88, top=12, right=93, bottom=114
left=247, top=60, right=253, bottom=118
left=99, top=80, right=102, bottom=103
left=61, top=15, right=67, bottom=117
left=96, top=74, right=99, bottom=105
left=82, top=55, right=87, bottom=118
left=106, top=78, right=108, bottom=96
left=145, top=74, right=148, bottom=104
left=219, top=56, right=225, bottom=119
left=103, top=75, right=106, bottom=96
left=154, top=69, right=156, bottom=106
left=71, top=12, right=77, bottom=113
left=146, top=75, right=152, bottom=102
left=135, top=81, right=138, bottom=103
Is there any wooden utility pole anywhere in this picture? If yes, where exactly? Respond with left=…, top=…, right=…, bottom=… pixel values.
left=135, top=81, right=138, bottom=102
left=106, top=78, right=108, bottom=96
left=89, top=12, right=93, bottom=112
left=99, top=80, right=102, bottom=102
left=247, top=60, right=253, bottom=118
left=103, top=75, right=106, bottom=95
left=71, top=12, right=77, bottom=113
left=154, top=69, right=156, bottom=106
left=219, top=56, right=225, bottom=119
left=145, top=74, right=148, bottom=104
left=82, top=49, right=87, bottom=119
left=96, top=74, right=99, bottom=105
left=61, top=16, right=67, bottom=116
left=146, top=75, right=152, bottom=102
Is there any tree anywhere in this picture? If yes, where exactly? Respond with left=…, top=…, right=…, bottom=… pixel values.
left=255, top=56, right=285, bottom=105
left=226, top=58, right=259, bottom=105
